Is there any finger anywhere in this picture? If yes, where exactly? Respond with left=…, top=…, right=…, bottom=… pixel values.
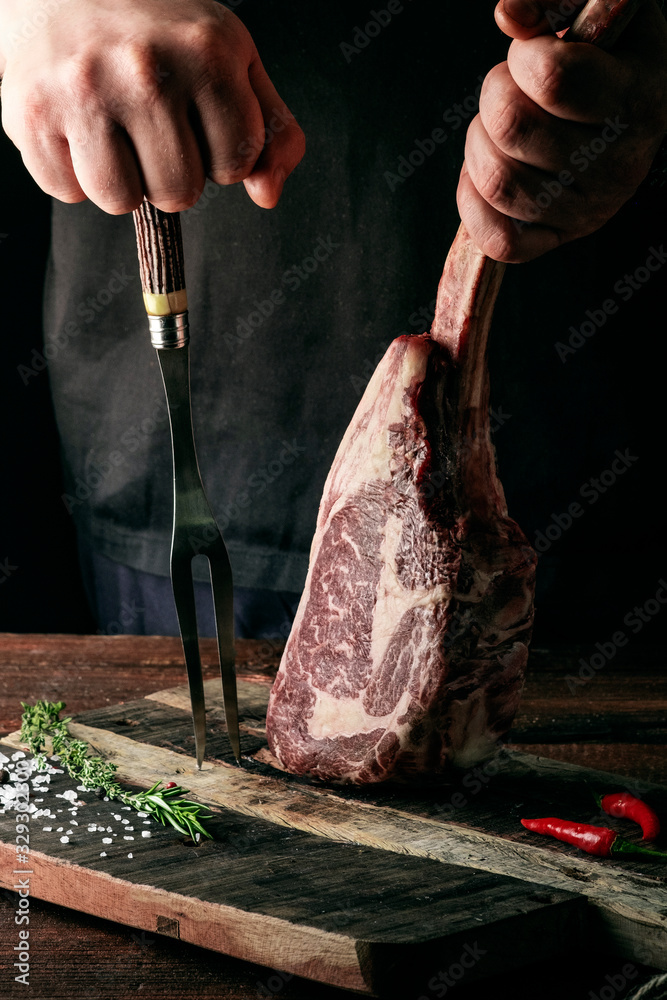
left=457, top=162, right=562, bottom=262
left=126, top=109, right=206, bottom=212
left=479, top=61, right=594, bottom=170
left=464, top=112, right=632, bottom=232
left=0, top=81, right=86, bottom=203
left=192, top=64, right=266, bottom=189
left=12, top=130, right=87, bottom=205
left=64, top=120, right=147, bottom=214
left=465, top=113, right=583, bottom=227
left=507, top=32, right=633, bottom=122
left=495, top=0, right=588, bottom=40
left=241, top=56, right=305, bottom=209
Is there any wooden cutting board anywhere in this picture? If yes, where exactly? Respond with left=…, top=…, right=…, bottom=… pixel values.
left=2, top=676, right=667, bottom=997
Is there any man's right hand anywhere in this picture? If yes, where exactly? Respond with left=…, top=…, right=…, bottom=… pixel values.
left=0, top=0, right=305, bottom=213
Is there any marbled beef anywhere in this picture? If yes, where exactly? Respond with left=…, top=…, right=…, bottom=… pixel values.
left=266, top=226, right=537, bottom=783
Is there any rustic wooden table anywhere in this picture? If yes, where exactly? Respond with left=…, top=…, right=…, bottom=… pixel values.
left=1, top=634, right=665, bottom=1000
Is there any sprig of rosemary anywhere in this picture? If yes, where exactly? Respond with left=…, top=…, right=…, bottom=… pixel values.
left=20, top=700, right=214, bottom=840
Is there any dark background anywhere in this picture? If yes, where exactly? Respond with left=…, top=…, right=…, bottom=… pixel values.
left=0, top=128, right=96, bottom=633
left=0, top=0, right=665, bottom=642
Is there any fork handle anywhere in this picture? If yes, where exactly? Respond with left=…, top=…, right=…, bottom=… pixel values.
left=133, top=200, right=188, bottom=318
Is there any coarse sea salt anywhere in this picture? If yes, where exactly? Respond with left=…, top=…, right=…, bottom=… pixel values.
left=141, top=831, right=151, bottom=838
left=42, top=826, right=52, bottom=832
left=102, top=837, right=112, bottom=844
left=127, top=853, right=133, bottom=859
left=124, top=836, right=134, bottom=841
left=11, top=752, right=26, bottom=760
left=60, top=836, right=69, bottom=843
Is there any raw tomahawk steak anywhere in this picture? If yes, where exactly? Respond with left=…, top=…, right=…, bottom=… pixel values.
left=266, top=226, right=537, bottom=784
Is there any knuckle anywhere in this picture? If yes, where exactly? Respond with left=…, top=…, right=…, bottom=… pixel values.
left=479, top=224, right=518, bottom=264
left=183, top=18, right=225, bottom=69
left=119, top=43, right=167, bottom=107
left=46, top=185, right=87, bottom=205
left=208, top=158, right=253, bottom=184
left=149, top=187, right=203, bottom=213
left=60, top=53, right=102, bottom=106
left=103, top=199, right=143, bottom=216
left=476, top=158, right=517, bottom=211
left=486, top=99, right=535, bottom=155
left=531, top=49, right=571, bottom=112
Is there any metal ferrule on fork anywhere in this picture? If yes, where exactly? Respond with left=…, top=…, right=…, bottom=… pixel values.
left=148, top=312, right=190, bottom=351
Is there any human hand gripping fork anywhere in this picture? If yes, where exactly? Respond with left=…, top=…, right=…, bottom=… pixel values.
left=132, top=202, right=241, bottom=769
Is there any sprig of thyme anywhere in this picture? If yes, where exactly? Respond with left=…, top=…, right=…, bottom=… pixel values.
left=20, top=700, right=213, bottom=840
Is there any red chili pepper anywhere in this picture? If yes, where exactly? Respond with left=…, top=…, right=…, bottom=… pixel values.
left=521, top=818, right=667, bottom=859
left=596, top=792, right=661, bottom=841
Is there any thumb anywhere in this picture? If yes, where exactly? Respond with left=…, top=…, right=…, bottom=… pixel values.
left=242, top=56, right=305, bottom=209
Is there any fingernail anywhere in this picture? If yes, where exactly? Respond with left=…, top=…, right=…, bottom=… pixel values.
left=502, top=0, right=542, bottom=27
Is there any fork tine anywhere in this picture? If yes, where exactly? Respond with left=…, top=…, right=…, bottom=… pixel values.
left=170, top=557, right=207, bottom=769
left=208, top=551, right=241, bottom=762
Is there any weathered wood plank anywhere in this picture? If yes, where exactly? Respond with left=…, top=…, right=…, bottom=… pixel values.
left=4, top=713, right=667, bottom=972
left=0, top=746, right=584, bottom=998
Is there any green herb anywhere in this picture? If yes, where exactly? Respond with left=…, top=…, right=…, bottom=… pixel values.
left=20, top=700, right=213, bottom=840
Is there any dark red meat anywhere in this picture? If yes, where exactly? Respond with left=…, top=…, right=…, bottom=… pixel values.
left=266, top=226, right=537, bottom=784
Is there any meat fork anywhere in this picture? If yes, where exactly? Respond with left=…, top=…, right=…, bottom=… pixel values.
left=132, top=200, right=241, bottom=768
